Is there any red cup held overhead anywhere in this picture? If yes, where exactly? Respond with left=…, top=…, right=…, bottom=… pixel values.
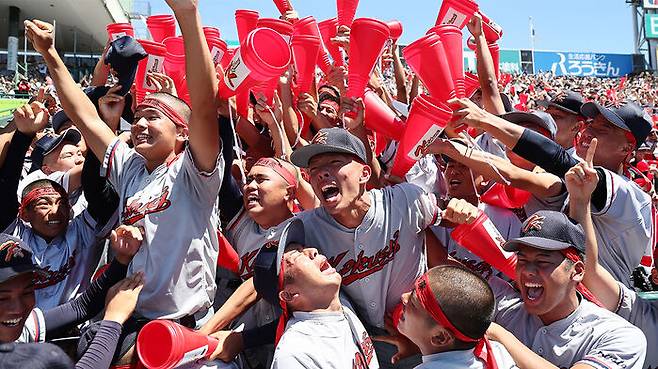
left=147, top=15, right=176, bottom=43
left=429, top=24, right=465, bottom=98
left=480, top=183, right=531, bottom=210
left=387, top=21, right=403, bottom=43
left=235, top=9, right=260, bottom=44
left=479, top=11, right=504, bottom=43
left=137, top=320, right=219, bottom=369
left=435, top=0, right=479, bottom=29
left=364, top=89, right=404, bottom=140
left=106, top=23, right=134, bottom=42
left=337, top=0, right=360, bottom=28
left=135, top=39, right=167, bottom=103
left=257, top=18, right=294, bottom=43
left=464, top=72, right=480, bottom=98
left=403, top=33, right=455, bottom=103
left=318, top=17, right=343, bottom=67
left=347, top=18, right=390, bottom=99
left=450, top=210, right=517, bottom=280
left=205, top=34, right=228, bottom=69
left=291, top=35, right=321, bottom=94
left=273, top=0, right=294, bottom=16
left=293, top=16, right=332, bottom=74
left=203, top=27, right=221, bottom=40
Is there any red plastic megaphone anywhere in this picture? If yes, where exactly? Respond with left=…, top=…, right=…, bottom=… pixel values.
left=236, top=91, right=250, bottom=119
left=235, top=9, right=260, bottom=44
left=135, top=39, right=167, bottom=103
left=163, top=36, right=187, bottom=92
left=106, top=23, right=134, bottom=42
left=205, top=34, right=228, bottom=69
left=464, top=72, right=480, bottom=98
left=451, top=210, right=517, bottom=280
left=479, top=11, right=504, bottom=43
left=480, top=183, right=531, bottom=210
left=137, top=320, right=219, bottom=369
left=273, top=0, right=294, bottom=16
left=403, top=33, right=455, bottom=103
left=390, top=95, right=452, bottom=177
left=291, top=35, right=321, bottom=94
left=221, top=48, right=236, bottom=70
left=219, top=28, right=291, bottom=99
left=364, top=89, right=404, bottom=140
left=257, top=18, right=294, bottom=43
left=147, top=15, right=176, bottom=43
left=435, top=0, right=479, bottom=29
left=347, top=18, right=390, bottom=99
left=429, top=25, right=465, bottom=98
left=387, top=21, right=403, bottom=43
left=337, top=0, right=359, bottom=28
left=294, top=16, right=332, bottom=74
left=318, top=18, right=343, bottom=67
left=203, top=27, right=221, bottom=40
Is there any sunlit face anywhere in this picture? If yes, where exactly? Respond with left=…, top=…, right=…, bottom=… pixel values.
left=307, top=153, right=369, bottom=216
left=575, top=116, right=632, bottom=167
left=42, top=143, right=84, bottom=174
left=0, top=273, right=35, bottom=343
left=444, top=160, right=480, bottom=199
left=318, top=101, right=340, bottom=126
left=547, top=107, right=582, bottom=149
left=243, top=165, right=291, bottom=219
left=131, top=107, right=181, bottom=161
left=281, top=243, right=341, bottom=307
left=23, top=187, right=70, bottom=241
left=397, top=289, right=434, bottom=349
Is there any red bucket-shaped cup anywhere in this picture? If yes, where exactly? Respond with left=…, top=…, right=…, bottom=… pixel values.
left=163, top=36, right=187, bottom=92
left=219, top=28, right=291, bottom=99
left=235, top=9, right=260, bottom=44
left=294, top=16, right=332, bottom=74
left=479, top=11, right=503, bottom=43
left=257, top=18, right=294, bottom=43
left=203, top=27, right=221, bottom=40
left=464, top=72, right=480, bottom=98
left=347, top=18, right=390, bottom=99
left=450, top=210, right=517, bottom=280
left=137, top=320, right=219, bottom=369
left=403, top=33, right=455, bottom=103
left=206, top=35, right=228, bottom=69
left=387, top=21, right=403, bottom=43
left=135, top=39, right=167, bottom=102
left=318, top=17, right=343, bottom=67
left=480, top=183, right=531, bottom=210
left=236, top=90, right=250, bottom=119
left=337, top=0, right=359, bottom=28
left=390, top=95, right=452, bottom=177
left=107, top=23, right=134, bottom=42
left=430, top=25, right=465, bottom=98
left=221, top=48, right=236, bottom=70
left=435, top=0, right=479, bottom=29
left=273, top=0, right=294, bottom=16
left=147, top=15, right=176, bottom=43
left=364, top=89, right=404, bottom=140
left=291, top=35, right=321, bottom=94
left=488, top=42, right=500, bottom=78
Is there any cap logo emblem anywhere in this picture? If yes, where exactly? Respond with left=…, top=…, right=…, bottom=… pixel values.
left=523, top=214, right=545, bottom=233
left=552, top=91, right=567, bottom=103
left=0, top=240, right=26, bottom=262
left=312, top=131, right=328, bottom=145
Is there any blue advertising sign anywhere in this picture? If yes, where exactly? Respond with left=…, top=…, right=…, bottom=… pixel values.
left=533, top=51, right=634, bottom=77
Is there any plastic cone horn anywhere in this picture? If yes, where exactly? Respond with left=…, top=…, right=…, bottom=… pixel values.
left=318, top=17, right=343, bottom=67
left=293, top=16, right=332, bottom=74
left=364, top=89, right=405, bottom=140
left=337, top=0, right=359, bottom=28
left=346, top=18, right=390, bottom=99
left=435, top=0, right=479, bottom=29
left=235, top=9, right=260, bottom=44
left=291, top=35, right=321, bottom=94
left=403, top=33, right=455, bottom=103
left=429, top=24, right=465, bottom=98
left=387, top=20, right=403, bottom=43
left=273, top=0, right=294, bottom=16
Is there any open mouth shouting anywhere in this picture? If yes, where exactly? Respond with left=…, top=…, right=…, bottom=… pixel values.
left=320, top=183, right=341, bottom=206
left=448, top=179, right=462, bottom=190
left=245, top=192, right=260, bottom=209
left=522, top=282, right=545, bottom=304
left=319, top=257, right=336, bottom=275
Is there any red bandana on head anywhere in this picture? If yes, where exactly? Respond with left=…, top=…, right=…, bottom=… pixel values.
left=253, top=157, right=298, bottom=188
left=19, top=186, right=66, bottom=219
left=136, top=98, right=188, bottom=130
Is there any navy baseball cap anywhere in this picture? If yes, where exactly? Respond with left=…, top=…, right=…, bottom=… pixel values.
left=30, top=129, right=81, bottom=171
left=253, top=218, right=306, bottom=305
left=0, top=234, right=36, bottom=284
left=542, top=90, right=584, bottom=115
left=581, top=100, right=652, bottom=148
left=51, top=110, right=71, bottom=133
left=501, top=110, right=557, bottom=140
left=291, top=127, right=367, bottom=168
left=105, top=35, right=147, bottom=96
left=503, top=211, right=585, bottom=254
left=0, top=342, right=74, bottom=369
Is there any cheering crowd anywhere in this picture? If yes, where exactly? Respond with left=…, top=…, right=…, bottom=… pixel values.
left=0, top=0, right=657, bottom=368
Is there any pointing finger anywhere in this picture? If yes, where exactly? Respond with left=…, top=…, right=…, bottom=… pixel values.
left=585, top=138, right=597, bottom=167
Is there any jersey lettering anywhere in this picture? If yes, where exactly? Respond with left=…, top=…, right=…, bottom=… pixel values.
left=238, top=249, right=260, bottom=280
left=122, top=186, right=172, bottom=225
left=351, top=332, right=375, bottom=369
left=330, top=230, right=401, bottom=285
left=33, top=250, right=77, bottom=290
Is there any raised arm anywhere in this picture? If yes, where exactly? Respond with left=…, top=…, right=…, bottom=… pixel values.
left=467, top=14, right=505, bottom=115
left=167, top=0, right=220, bottom=172
left=24, top=20, right=116, bottom=161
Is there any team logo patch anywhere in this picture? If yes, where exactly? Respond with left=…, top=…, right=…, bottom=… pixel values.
left=523, top=214, right=545, bottom=233
left=225, top=57, right=241, bottom=89
left=311, top=131, right=328, bottom=145
left=122, top=186, right=172, bottom=225
left=0, top=240, right=25, bottom=262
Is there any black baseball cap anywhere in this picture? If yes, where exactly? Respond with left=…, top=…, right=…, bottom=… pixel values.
left=51, top=110, right=71, bottom=133
left=581, top=100, right=652, bottom=148
left=0, top=342, right=74, bottom=369
left=253, top=218, right=306, bottom=305
left=501, top=110, right=557, bottom=140
left=542, top=90, right=584, bottom=115
left=291, top=127, right=367, bottom=168
left=105, top=35, right=147, bottom=96
left=30, top=129, right=81, bottom=171
left=503, top=211, right=585, bottom=254
left=0, top=234, right=36, bottom=284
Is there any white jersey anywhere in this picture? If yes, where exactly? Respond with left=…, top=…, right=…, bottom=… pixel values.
left=415, top=342, right=518, bottom=369
left=431, top=203, right=521, bottom=279
left=16, top=309, right=46, bottom=344
left=102, top=138, right=223, bottom=319
left=296, top=183, right=442, bottom=328
left=616, top=282, right=658, bottom=369
left=489, top=276, right=647, bottom=369
left=272, top=304, right=379, bottom=369
left=4, top=213, right=101, bottom=310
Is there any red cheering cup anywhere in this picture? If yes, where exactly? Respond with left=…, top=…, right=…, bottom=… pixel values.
left=236, top=90, right=250, bottom=119
left=257, top=18, right=294, bottom=43
left=293, top=16, right=332, bottom=74
left=205, top=35, right=228, bottom=69
left=347, top=18, right=390, bottom=99
left=221, top=48, right=236, bottom=70
left=364, top=89, right=404, bottom=140
left=163, top=36, right=186, bottom=88
left=107, top=23, right=134, bottom=42
left=337, top=0, right=359, bottom=28
left=135, top=39, right=167, bottom=103
left=386, top=20, right=403, bottom=43
left=147, top=15, right=176, bottom=43
left=137, top=320, right=219, bottom=369
left=318, top=17, right=343, bottom=67
left=390, top=95, right=452, bottom=177
left=235, top=9, right=260, bottom=44
left=479, top=11, right=503, bottom=43
left=464, top=72, right=480, bottom=98
left=273, top=0, right=294, bottom=16
left=488, top=42, right=500, bottom=78
left=203, top=27, right=221, bottom=40
left=435, top=0, right=479, bottom=29
left=219, top=28, right=291, bottom=99
left=450, top=210, right=517, bottom=280
left=403, top=33, right=455, bottom=102
left=480, top=183, right=531, bottom=210
left=291, top=35, right=321, bottom=94
left=430, top=25, right=465, bottom=98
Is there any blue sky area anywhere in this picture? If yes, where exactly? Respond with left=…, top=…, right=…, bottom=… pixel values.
left=150, top=0, right=636, bottom=54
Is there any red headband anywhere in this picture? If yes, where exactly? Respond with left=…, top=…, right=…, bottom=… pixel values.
left=136, top=98, right=188, bottom=130
left=19, top=187, right=64, bottom=218
left=254, top=158, right=298, bottom=188
left=319, top=99, right=340, bottom=113
left=414, top=274, right=499, bottom=369
left=560, top=247, right=604, bottom=307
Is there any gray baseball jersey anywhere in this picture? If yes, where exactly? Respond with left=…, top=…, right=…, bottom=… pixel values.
left=296, top=183, right=442, bottom=328
left=616, top=282, right=658, bottom=369
left=16, top=309, right=46, bottom=343
left=102, top=138, right=223, bottom=319
left=431, top=202, right=521, bottom=279
left=4, top=214, right=102, bottom=310
left=415, top=341, right=518, bottom=369
left=489, top=276, right=647, bottom=369
left=272, top=303, right=379, bottom=369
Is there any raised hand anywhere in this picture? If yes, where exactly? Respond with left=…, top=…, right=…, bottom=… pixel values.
left=297, top=93, right=318, bottom=119
left=467, top=12, right=484, bottom=38
left=565, top=138, right=599, bottom=203
left=103, top=272, right=145, bottom=324
left=146, top=72, right=178, bottom=96
left=340, top=97, right=365, bottom=131
left=13, top=101, right=49, bottom=135
left=442, top=198, right=480, bottom=225
left=24, top=20, right=55, bottom=54
left=110, top=225, right=144, bottom=265
left=98, top=84, right=126, bottom=130
left=448, top=97, right=492, bottom=130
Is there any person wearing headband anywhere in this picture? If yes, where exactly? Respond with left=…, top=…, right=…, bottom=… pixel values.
left=396, top=266, right=517, bottom=369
